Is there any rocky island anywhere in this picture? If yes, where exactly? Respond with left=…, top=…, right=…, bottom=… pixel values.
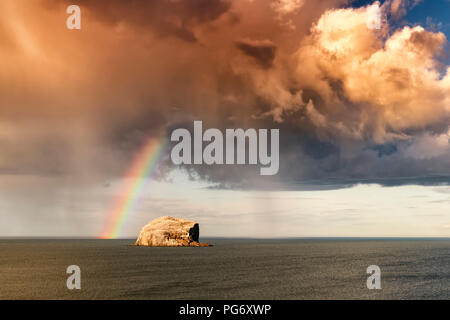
left=134, top=216, right=212, bottom=247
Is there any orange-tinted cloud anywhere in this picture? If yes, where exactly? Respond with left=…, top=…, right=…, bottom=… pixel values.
left=0, top=0, right=448, bottom=186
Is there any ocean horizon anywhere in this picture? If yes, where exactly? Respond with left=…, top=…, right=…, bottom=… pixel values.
left=2, top=237, right=450, bottom=240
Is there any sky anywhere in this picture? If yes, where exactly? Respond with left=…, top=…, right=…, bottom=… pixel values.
left=0, top=0, right=449, bottom=238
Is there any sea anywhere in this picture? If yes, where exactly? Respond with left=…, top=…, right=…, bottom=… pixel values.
left=1, top=238, right=450, bottom=299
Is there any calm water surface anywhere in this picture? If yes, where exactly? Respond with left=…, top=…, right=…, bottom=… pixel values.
left=1, top=239, right=450, bottom=299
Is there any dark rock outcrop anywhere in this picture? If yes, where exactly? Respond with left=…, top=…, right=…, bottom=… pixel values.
left=135, top=216, right=212, bottom=247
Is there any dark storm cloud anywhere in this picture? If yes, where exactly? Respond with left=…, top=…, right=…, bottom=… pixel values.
left=45, top=0, right=230, bottom=42
left=0, top=0, right=449, bottom=189
left=235, top=38, right=277, bottom=68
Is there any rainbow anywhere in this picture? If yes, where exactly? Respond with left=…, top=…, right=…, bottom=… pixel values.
left=101, top=135, right=167, bottom=239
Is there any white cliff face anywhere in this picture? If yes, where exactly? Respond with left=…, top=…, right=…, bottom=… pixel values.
left=135, top=216, right=211, bottom=247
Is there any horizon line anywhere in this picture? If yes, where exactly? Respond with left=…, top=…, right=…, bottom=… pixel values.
left=2, top=236, right=450, bottom=240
